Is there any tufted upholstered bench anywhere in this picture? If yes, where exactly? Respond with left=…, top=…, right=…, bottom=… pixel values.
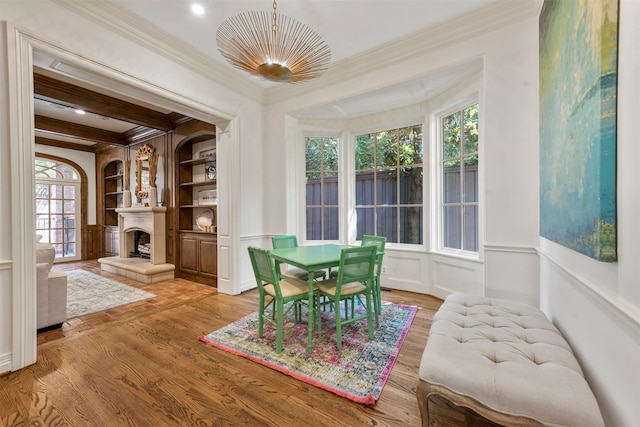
left=417, top=294, right=604, bottom=427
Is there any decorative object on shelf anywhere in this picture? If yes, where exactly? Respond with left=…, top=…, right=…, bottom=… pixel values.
left=199, top=147, right=216, bottom=159
left=196, top=208, right=215, bottom=231
left=205, top=159, right=216, bottom=182
left=149, top=187, right=158, bottom=207
left=216, top=0, right=331, bottom=83
left=198, top=189, right=217, bottom=206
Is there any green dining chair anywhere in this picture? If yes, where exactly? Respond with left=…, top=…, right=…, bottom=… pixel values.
left=272, top=235, right=327, bottom=281
left=247, top=246, right=316, bottom=354
left=330, top=235, right=386, bottom=320
left=316, top=245, right=377, bottom=352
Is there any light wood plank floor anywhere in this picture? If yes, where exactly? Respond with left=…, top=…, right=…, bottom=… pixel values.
left=1, top=260, right=444, bottom=427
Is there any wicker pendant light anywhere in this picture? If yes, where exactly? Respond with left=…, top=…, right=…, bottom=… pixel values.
left=216, top=0, right=331, bottom=83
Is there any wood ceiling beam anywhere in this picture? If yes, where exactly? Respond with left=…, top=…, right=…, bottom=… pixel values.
left=33, top=73, right=174, bottom=131
left=35, top=136, right=96, bottom=153
left=35, top=115, right=128, bottom=146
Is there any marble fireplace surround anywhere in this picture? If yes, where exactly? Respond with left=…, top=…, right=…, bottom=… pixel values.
left=99, top=207, right=174, bottom=284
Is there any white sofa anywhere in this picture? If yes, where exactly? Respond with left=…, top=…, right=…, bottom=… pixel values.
left=36, top=243, right=67, bottom=330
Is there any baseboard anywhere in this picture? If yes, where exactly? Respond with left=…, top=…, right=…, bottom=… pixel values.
left=0, top=352, right=12, bottom=374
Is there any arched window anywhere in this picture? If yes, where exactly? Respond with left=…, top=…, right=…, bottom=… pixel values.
left=35, top=157, right=81, bottom=261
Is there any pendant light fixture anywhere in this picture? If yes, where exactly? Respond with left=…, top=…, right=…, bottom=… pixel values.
left=216, top=0, right=331, bottom=83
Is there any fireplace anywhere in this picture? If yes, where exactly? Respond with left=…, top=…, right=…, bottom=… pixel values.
left=98, top=206, right=174, bottom=283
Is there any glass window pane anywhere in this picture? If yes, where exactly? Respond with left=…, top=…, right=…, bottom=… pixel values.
left=399, top=125, right=423, bottom=165
left=323, top=175, right=339, bottom=206
left=64, top=215, right=75, bottom=229
left=64, top=228, right=76, bottom=243
left=38, top=232, right=50, bottom=244
left=306, top=207, right=322, bottom=240
left=463, top=206, right=478, bottom=252
left=323, top=138, right=339, bottom=171
left=58, top=164, right=78, bottom=180
left=36, top=184, right=49, bottom=199
left=376, top=130, right=397, bottom=169
left=36, top=215, right=49, bottom=229
left=50, top=215, right=64, bottom=229
left=306, top=174, right=321, bottom=205
left=64, top=185, right=76, bottom=199
left=64, top=200, right=75, bottom=214
left=355, top=134, right=374, bottom=171
left=400, top=207, right=423, bottom=244
left=443, top=112, right=461, bottom=160
left=50, top=185, right=64, bottom=199
left=36, top=199, right=49, bottom=214
left=50, top=200, right=63, bottom=214
left=64, top=242, right=76, bottom=257
left=376, top=170, right=397, bottom=205
left=376, top=207, right=397, bottom=243
left=463, top=162, right=478, bottom=203
left=463, top=104, right=479, bottom=155
left=51, top=229, right=64, bottom=244
left=355, top=171, right=374, bottom=205
left=443, top=165, right=460, bottom=203
left=305, top=138, right=323, bottom=171
left=323, top=207, right=339, bottom=240
left=444, top=206, right=461, bottom=249
left=399, top=167, right=423, bottom=204
left=356, top=207, right=374, bottom=240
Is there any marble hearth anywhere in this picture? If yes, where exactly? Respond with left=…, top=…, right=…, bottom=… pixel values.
left=98, top=206, right=174, bottom=284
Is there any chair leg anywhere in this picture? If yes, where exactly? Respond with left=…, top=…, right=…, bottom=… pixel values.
left=365, top=290, right=374, bottom=340
left=335, top=300, right=343, bottom=352
left=258, top=295, right=265, bottom=337
left=275, top=301, right=284, bottom=354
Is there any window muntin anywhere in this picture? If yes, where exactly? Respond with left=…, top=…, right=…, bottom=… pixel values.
left=305, top=137, right=339, bottom=240
left=355, top=125, right=423, bottom=244
left=35, top=158, right=80, bottom=260
left=441, top=104, right=479, bottom=252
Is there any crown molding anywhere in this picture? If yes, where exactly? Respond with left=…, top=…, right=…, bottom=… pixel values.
left=264, top=0, right=541, bottom=105
left=51, top=0, right=264, bottom=103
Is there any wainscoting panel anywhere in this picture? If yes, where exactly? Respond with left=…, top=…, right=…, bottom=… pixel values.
left=430, top=255, right=484, bottom=299
left=380, top=253, right=427, bottom=294
left=484, top=244, right=539, bottom=306
left=0, top=261, right=12, bottom=373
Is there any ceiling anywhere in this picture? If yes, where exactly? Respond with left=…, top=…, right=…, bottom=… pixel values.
left=33, top=0, right=510, bottom=151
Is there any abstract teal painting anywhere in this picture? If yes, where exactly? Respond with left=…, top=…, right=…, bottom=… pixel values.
left=539, top=0, right=618, bottom=262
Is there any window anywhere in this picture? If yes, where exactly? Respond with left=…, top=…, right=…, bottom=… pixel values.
left=305, top=137, right=339, bottom=240
left=355, top=125, right=423, bottom=244
left=35, top=158, right=81, bottom=261
left=441, top=104, right=479, bottom=252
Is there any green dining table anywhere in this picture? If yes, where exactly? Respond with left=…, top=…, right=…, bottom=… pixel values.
left=270, top=243, right=348, bottom=353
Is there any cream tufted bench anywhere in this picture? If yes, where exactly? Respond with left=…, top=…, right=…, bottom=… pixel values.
left=417, top=294, right=604, bottom=427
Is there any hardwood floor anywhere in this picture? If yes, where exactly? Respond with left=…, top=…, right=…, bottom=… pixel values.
left=1, top=260, right=444, bottom=427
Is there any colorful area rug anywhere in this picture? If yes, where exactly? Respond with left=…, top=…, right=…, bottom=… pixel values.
left=66, top=269, right=156, bottom=319
left=200, top=301, right=417, bottom=404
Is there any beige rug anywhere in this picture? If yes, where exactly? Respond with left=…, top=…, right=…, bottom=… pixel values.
left=65, top=269, right=156, bottom=318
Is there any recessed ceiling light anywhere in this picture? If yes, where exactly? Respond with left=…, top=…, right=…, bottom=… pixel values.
left=191, top=4, right=205, bottom=16
left=75, top=109, right=86, bottom=115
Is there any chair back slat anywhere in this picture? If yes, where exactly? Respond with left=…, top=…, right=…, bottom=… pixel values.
left=337, top=245, right=377, bottom=285
left=272, top=235, right=298, bottom=249
left=248, top=246, right=281, bottom=297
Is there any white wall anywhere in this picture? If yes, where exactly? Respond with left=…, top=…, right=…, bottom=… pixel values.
left=0, top=0, right=263, bottom=372
left=35, top=145, right=97, bottom=225
left=262, top=15, right=540, bottom=303
left=539, top=1, right=640, bottom=425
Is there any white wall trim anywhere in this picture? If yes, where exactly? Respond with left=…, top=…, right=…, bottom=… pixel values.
left=0, top=260, right=13, bottom=270
left=538, top=248, right=640, bottom=331
left=485, top=244, right=538, bottom=254
left=0, top=353, right=12, bottom=374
